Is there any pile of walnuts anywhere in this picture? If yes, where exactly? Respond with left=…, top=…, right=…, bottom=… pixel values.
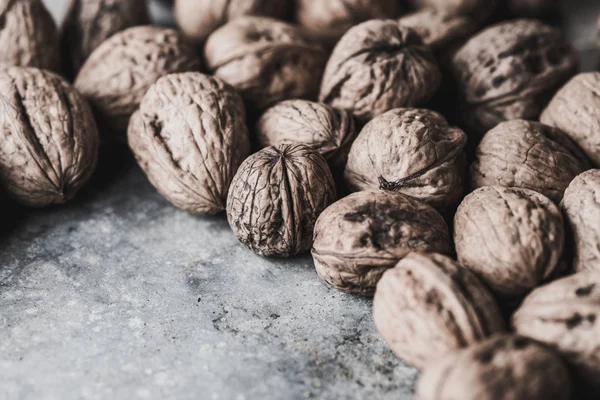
left=3, top=0, right=600, bottom=398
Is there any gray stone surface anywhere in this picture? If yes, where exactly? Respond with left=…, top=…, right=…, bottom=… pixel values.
left=0, top=1, right=598, bottom=400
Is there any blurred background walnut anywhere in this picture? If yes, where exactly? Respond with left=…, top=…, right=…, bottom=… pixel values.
left=406, top=0, right=498, bottom=24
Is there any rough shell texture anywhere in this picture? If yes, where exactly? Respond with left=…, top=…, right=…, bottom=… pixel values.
left=0, top=0, right=59, bottom=71
left=406, top=0, right=497, bottom=23
left=454, top=186, right=564, bottom=298
left=312, top=192, right=451, bottom=296
left=562, top=170, right=600, bottom=272
left=541, top=73, right=600, bottom=167
left=373, top=252, right=506, bottom=370
left=204, top=17, right=328, bottom=112
left=345, top=108, right=467, bottom=212
left=416, top=335, right=572, bottom=400
left=0, top=67, right=99, bottom=207
left=512, top=271, right=600, bottom=390
left=175, top=0, right=292, bottom=45
left=319, top=20, right=441, bottom=123
left=508, top=0, right=556, bottom=17
left=128, top=73, right=250, bottom=215
left=227, top=144, right=336, bottom=257
left=256, top=100, right=357, bottom=172
left=74, top=26, right=202, bottom=140
left=61, top=0, right=150, bottom=76
left=471, top=120, right=590, bottom=204
left=452, top=19, right=578, bottom=135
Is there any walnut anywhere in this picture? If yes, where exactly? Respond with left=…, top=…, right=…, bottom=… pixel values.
left=541, top=73, right=600, bottom=167
left=0, top=0, right=59, bottom=71
left=204, top=17, right=328, bottom=112
left=405, top=0, right=497, bottom=23
left=513, top=271, right=600, bottom=390
left=312, top=192, right=452, bottom=296
left=471, top=120, right=591, bottom=204
left=454, top=186, right=564, bottom=298
left=227, top=144, right=336, bottom=257
left=373, top=252, right=506, bottom=369
left=452, top=20, right=578, bottom=135
left=508, top=0, right=556, bottom=17
left=128, top=72, right=250, bottom=215
left=0, top=67, right=99, bottom=207
left=416, top=335, right=572, bottom=400
left=318, top=20, right=441, bottom=124
left=74, top=26, right=202, bottom=141
left=344, top=108, right=467, bottom=212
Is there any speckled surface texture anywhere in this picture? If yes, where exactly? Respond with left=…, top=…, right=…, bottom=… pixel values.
left=1, top=1, right=598, bottom=399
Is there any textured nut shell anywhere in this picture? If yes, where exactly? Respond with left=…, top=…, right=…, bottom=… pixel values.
left=454, top=186, right=564, bottom=298
left=471, top=120, right=591, bottom=203
left=373, top=253, right=506, bottom=369
left=0, top=67, right=99, bottom=207
left=227, top=144, right=336, bottom=257
left=74, top=26, right=202, bottom=139
left=452, top=19, right=578, bottom=134
left=512, top=271, right=600, bottom=389
left=319, top=20, right=441, bottom=123
left=345, top=108, right=467, bottom=211
left=256, top=100, right=357, bottom=171
left=541, top=73, right=600, bottom=167
left=416, top=335, right=571, bottom=400
left=0, top=0, right=59, bottom=71
left=205, top=17, right=328, bottom=111
left=128, top=73, right=250, bottom=215
left=312, top=192, right=451, bottom=295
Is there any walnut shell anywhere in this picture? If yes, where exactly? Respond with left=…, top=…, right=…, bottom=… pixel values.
left=512, top=271, right=600, bottom=390
left=128, top=72, right=250, bottom=215
left=0, top=67, right=99, bottom=207
left=0, top=0, right=59, bottom=71
left=344, top=108, right=467, bottom=212
left=471, top=120, right=591, bottom=204
left=312, top=192, right=451, bottom=296
left=454, top=186, right=564, bottom=298
left=204, top=17, right=328, bottom=112
left=416, top=335, right=572, bottom=400
left=74, top=26, right=202, bottom=140
left=452, top=19, right=578, bottom=135
left=319, top=20, right=441, bottom=124
left=227, top=144, right=336, bottom=257
left=373, top=253, right=506, bottom=369
left=541, top=73, right=600, bottom=167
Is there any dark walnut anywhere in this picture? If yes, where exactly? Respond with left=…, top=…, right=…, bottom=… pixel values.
left=319, top=20, right=441, bottom=124
left=256, top=100, right=357, bottom=173
left=373, top=252, right=505, bottom=369
left=345, top=108, right=467, bottom=212
left=405, top=0, right=497, bottom=23
left=204, top=17, right=328, bottom=112
left=0, top=67, right=99, bottom=207
left=541, top=73, right=600, bottom=167
left=471, top=120, right=590, bottom=204
left=513, top=271, right=600, bottom=390
left=175, top=0, right=292, bottom=45
left=562, top=170, right=600, bottom=273
left=454, top=186, right=564, bottom=298
left=0, top=0, right=59, bottom=71
left=74, top=26, right=202, bottom=141
left=227, top=144, right=336, bottom=257
left=128, top=73, right=250, bottom=215
left=61, top=0, right=150, bottom=77
left=312, top=192, right=451, bottom=296
left=452, top=19, right=578, bottom=135
left=508, top=0, right=556, bottom=17
left=416, top=335, right=572, bottom=400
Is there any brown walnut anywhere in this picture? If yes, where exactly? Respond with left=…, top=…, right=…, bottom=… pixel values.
left=227, top=144, right=336, bottom=257
left=0, top=67, right=99, bottom=207
left=454, top=186, right=564, bottom=298
left=74, top=26, right=202, bottom=141
left=319, top=20, right=441, bottom=124
left=373, top=252, right=506, bottom=369
left=471, top=120, right=590, bottom=204
left=128, top=72, right=250, bottom=215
